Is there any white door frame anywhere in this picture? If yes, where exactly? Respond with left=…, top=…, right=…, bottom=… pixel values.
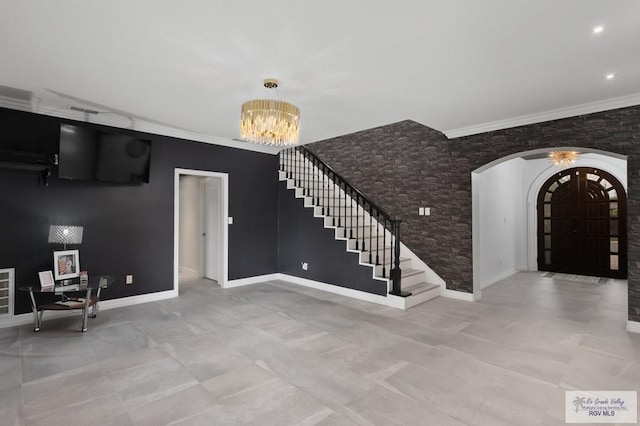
left=201, top=177, right=222, bottom=281
left=174, top=168, right=229, bottom=293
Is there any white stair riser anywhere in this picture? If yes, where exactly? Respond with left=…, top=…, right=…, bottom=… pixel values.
left=340, top=227, right=391, bottom=240
left=404, top=286, right=440, bottom=308
left=346, top=237, right=388, bottom=251
left=335, top=226, right=389, bottom=239
left=286, top=182, right=348, bottom=201
left=400, top=271, right=427, bottom=287
left=325, top=216, right=388, bottom=228
left=359, top=249, right=394, bottom=264
left=373, top=258, right=412, bottom=274
left=314, top=205, right=367, bottom=217
left=371, top=267, right=425, bottom=285
left=282, top=170, right=336, bottom=185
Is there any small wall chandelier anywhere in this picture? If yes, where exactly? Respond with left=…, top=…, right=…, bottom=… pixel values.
left=240, top=79, right=300, bottom=146
left=548, top=150, right=579, bottom=167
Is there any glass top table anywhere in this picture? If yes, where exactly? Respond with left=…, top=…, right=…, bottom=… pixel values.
left=19, top=275, right=114, bottom=332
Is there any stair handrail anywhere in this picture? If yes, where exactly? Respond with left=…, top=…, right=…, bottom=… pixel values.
left=299, top=146, right=396, bottom=223
left=280, top=146, right=410, bottom=297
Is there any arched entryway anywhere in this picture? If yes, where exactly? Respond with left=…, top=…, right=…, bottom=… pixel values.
left=537, top=167, right=627, bottom=278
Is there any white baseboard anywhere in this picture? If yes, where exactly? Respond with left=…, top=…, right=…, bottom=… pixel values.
left=0, top=289, right=178, bottom=330
left=627, top=320, right=640, bottom=334
left=442, top=288, right=479, bottom=302
left=277, top=273, right=406, bottom=308
left=221, top=272, right=410, bottom=309
left=225, top=273, right=280, bottom=288
left=99, top=289, right=178, bottom=310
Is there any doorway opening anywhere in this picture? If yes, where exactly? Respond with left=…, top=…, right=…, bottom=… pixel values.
left=472, top=148, right=627, bottom=296
left=537, top=167, right=627, bottom=279
left=174, top=169, right=229, bottom=294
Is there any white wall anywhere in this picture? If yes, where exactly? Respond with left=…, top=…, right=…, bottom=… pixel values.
left=476, top=158, right=526, bottom=288
left=178, top=175, right=201, bottom=274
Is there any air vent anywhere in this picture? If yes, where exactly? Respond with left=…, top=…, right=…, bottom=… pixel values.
left=69, top=106, right=100, bottom=115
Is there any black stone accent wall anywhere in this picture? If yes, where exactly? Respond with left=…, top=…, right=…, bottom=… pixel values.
left=307, top=105, right=640, bottom=322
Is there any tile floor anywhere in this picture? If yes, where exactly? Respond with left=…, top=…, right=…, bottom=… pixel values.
left=1, top=272, right=639, bottom=425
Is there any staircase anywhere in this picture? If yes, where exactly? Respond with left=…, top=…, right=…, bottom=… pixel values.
left=279, top=146, right=441, bottom=309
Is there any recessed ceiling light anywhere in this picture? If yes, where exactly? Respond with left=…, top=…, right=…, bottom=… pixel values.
left=606, top=73, right=615, bottom=80
left=593, top=25, right=604, bottom=34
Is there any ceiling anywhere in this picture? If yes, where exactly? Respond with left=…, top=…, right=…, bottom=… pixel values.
left=1, top=1, right=639, bottom=154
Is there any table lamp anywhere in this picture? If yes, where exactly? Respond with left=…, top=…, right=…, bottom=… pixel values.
left=48, top=225, right=83, bottom=249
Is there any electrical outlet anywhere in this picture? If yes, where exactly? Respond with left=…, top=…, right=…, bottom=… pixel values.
left=126, top=274, right=133, bottom=285
left=301, top=262, right=308, bottom=271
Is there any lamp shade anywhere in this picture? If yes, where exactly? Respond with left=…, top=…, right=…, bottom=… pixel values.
left=48, top=225, right=83, bottom=245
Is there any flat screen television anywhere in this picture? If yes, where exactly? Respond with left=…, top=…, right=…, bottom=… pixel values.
left=58, top=123, right=151, bottom=183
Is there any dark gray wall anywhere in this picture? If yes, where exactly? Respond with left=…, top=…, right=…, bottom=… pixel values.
left=307, top=105, right=640, bottom=321
left=278, top=182, right=387, bottom=295
left=0, top=108, right=278, bottom=314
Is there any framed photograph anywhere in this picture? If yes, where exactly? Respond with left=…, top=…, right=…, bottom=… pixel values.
left=53, top=249, right=80, bottom=281
left=38, top=270, right=55, bottom=288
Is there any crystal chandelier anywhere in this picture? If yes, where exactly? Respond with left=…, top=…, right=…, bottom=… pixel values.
left=240, top=79, right=300, bottom=146
left=548, top=151, right=579, bottom=167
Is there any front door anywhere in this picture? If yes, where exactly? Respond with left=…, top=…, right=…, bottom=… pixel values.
left=537, top=167, right=627, bottom=278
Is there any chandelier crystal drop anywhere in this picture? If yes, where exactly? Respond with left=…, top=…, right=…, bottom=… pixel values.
left=548, top=150, right=579, bottom=167
left=240, top=79, right=300, bottom=146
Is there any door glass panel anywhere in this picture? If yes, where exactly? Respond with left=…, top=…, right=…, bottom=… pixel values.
left=600, top=179, right=612, bottom=190
left=544, top=220, right=551, bottom=233
left=544, top=204, right=551, bottom=217
left=610, top=220, right=618, bottom=235
left=559, top=175, right=570, bottom=184
left=544, top=191, right=552, bottom=202
left=549, top=182, right=559, bottom=192
left=610, top=237, right=618, bottom=253
left=544, top=251, right=551, bottom=264
left=608, top=188, right=618, bottom=200
left=610, top=255, right=619, bottom=270
left=610, top=202, right=618, bottom=217
left=587, top=173, right=599, bottom=182
left=544, top=235, right=551, bottom=249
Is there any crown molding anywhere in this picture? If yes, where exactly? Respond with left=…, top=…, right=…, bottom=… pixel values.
left=444, top=93, right=640, bottom=139
left=0, top=97, right=280, bottom=155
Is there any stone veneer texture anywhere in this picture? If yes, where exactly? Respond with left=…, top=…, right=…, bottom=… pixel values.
left=307, top=105, right=640, bottom=322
